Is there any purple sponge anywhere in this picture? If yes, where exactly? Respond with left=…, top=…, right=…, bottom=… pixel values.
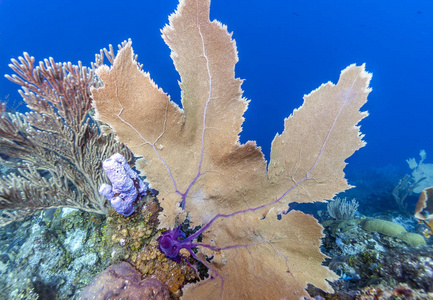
left=99, top=153, right=149, bottom=216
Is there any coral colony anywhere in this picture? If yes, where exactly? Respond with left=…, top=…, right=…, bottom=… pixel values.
left=93, top=0, right=372, bottom=298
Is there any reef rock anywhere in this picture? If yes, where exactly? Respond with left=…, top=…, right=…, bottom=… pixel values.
left=80, top=262, right=170, bottom=300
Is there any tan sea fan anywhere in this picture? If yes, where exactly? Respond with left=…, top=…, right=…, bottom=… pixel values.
left=91, top=0, right=372, bottom=298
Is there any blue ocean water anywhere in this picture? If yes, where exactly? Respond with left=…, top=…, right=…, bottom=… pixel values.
left=0, top=0, right=432, bottom=171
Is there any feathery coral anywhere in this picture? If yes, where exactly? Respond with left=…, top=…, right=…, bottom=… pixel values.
left=0, top=53, right=132, bottom=226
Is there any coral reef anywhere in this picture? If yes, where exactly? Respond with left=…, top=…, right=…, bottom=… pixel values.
left=0, top=208, right=107, bottom=299
left=131, top=242, right=197, bottom=297
left=101, top=196, right=197, bottom=297
left=316, top=214, right=433, bottom=299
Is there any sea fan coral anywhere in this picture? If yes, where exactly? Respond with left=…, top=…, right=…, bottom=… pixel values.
left=92, top=0, right=371, bottom=298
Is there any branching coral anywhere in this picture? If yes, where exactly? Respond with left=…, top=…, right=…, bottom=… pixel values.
left=0, top=53, right=133, bottom=226
left=327, top=197, right=359, bottom=220
left=93, top=0, right=372, bottom=298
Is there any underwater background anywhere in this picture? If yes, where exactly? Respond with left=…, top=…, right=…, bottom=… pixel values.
left=0, top=0, right=433, bottom=299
